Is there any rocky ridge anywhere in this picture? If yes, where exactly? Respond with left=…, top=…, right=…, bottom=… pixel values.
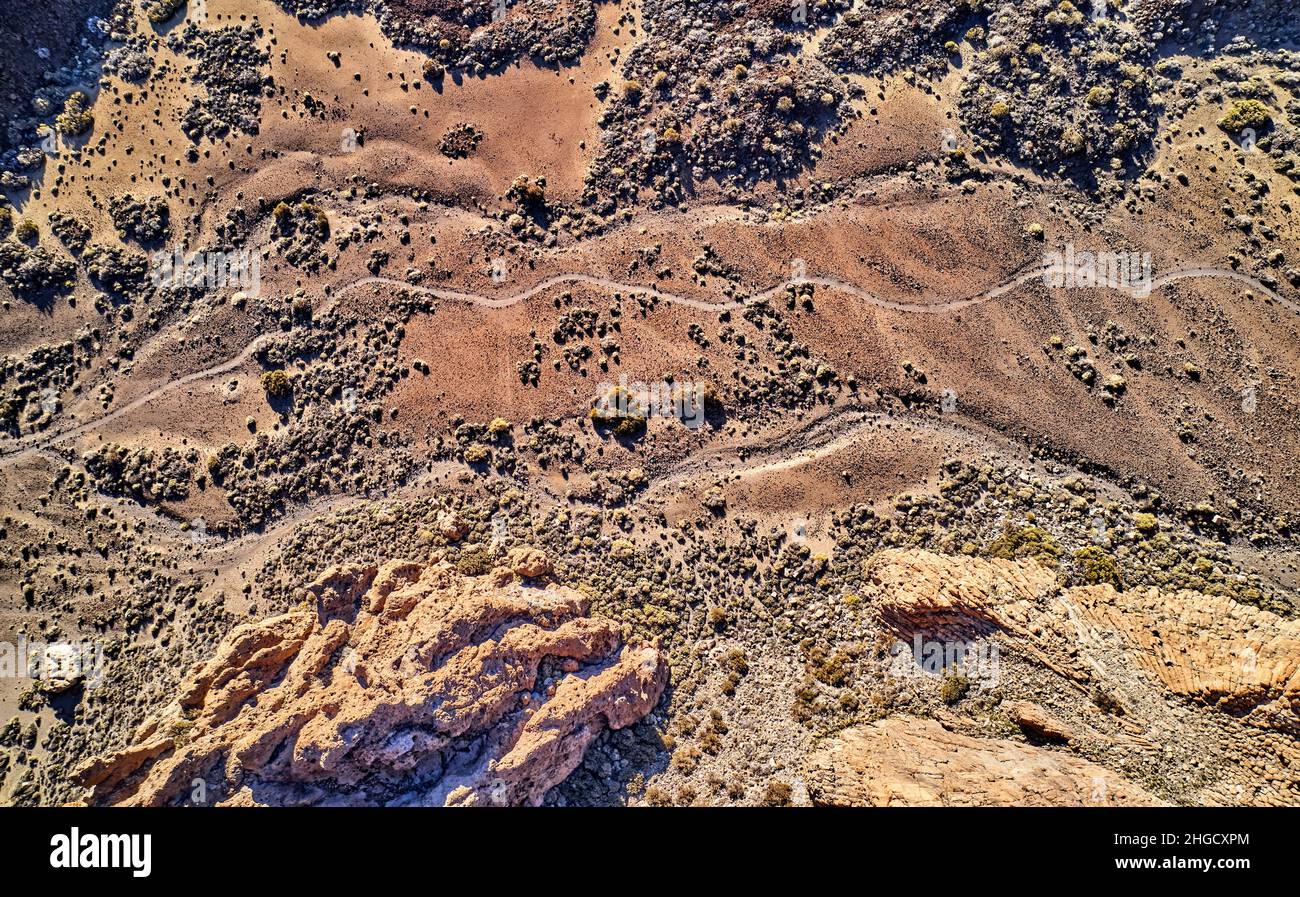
left=74, top=553, right=667, bottom=806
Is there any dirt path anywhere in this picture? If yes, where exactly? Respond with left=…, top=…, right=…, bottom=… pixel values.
left=2, top=264, right=1293, bottom=466
left=332, top=265, right=1042, bottom=313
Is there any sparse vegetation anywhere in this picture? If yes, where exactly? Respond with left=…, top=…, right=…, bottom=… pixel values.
left=4, top=0, right=1299, bottom=813
left=985, top=525, right=1062, bottom=565
left=108, top=194, right=170, bottom=245
left=54, top=91, right=93, bottom=136
left=260, top=370, right=293, bottom=398
left=1218, top=99, right=1272, bottom=133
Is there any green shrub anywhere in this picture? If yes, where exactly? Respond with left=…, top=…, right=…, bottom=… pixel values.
left=145, top=0, right=187, bottom=24
left=272, top=201, right=293, bottom=230
left=1217, top=99, right=1271, bottom=133
left=455, top=545, right=493, bottom=576
left=940, top=673, right=971, bottom=705
left=1133, top=512, right=1158, bottom=535
left=1073, top=546, right=1122, bottom=588
left=589, top=385, right=647, bottom=437
left=55, top=91, right=93, bottom=136
left=1085, top=86, right=1114, bottom=107
left=985, top=524, right=1062, bottom=565
left=259, top=370, right=292, bottom=397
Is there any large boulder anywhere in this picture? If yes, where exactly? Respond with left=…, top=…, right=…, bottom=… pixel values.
left=805, top=716, right=1161, bottom=807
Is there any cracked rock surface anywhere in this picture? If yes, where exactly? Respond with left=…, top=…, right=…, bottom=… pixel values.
left=805, top=716, right=1162, bottom=807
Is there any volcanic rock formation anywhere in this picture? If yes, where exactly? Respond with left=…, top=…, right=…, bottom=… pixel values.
left=74, top=557, right=667, bottom=806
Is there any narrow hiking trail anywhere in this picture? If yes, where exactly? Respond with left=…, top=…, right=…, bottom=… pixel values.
left=1, top=263, right=1292, bottom=465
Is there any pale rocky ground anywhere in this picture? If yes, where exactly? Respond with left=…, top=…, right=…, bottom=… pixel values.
left=805, top=717, right=1163, bottom=807
left=826, top=548, right=1300, bottom=806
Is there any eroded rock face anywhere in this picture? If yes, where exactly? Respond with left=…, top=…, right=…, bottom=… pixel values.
left=1071, top=584, right=1300, bottom=732
left=865, top=549, right=1300, bottom=733
left=74, top=558, right=666, bottom=806
left=805, top=717, right=1161, bottom=807
left=847, top=548, right=1300, bottom=806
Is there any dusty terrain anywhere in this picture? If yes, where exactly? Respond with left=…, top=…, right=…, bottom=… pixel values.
left=0, top=0, right=1298, bottom=806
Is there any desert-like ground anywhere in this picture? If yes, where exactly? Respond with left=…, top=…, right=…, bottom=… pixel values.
left=0, top=0, right=1298, bottom=807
